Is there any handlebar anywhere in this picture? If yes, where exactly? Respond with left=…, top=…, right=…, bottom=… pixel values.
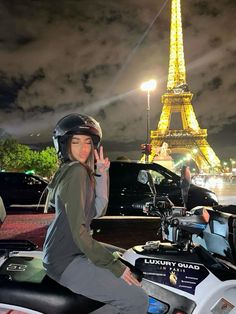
left=137, top=198, right=210, bottom=244
left=132, top=196, right=175, bottom=217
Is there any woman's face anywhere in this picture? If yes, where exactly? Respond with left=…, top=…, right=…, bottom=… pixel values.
left=70, top=134, right=92, bottom=163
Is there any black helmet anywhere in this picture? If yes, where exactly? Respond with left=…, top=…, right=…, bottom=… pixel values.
left=53, top=113, right=102, bottom=161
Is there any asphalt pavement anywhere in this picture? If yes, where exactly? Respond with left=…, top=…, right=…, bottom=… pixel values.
left=211, top=181, right=236, bottom=205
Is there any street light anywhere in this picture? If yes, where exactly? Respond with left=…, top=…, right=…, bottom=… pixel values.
left=140, top=79, right=157, bottom=162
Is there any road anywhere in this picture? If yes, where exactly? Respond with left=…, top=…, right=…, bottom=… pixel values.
left=211, top=181, right=236, bottom=205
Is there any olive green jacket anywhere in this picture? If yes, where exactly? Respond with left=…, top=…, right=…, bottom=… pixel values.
left=43, top=162, right=125, bottom=280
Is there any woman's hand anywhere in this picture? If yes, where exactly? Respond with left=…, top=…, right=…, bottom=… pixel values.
left=121, top=267, right=141, bottom=286
left=94, top=146, right=110, bottom=174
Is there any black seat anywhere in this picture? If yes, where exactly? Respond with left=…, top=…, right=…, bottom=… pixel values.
left=0, top=256, right=104, bottom=314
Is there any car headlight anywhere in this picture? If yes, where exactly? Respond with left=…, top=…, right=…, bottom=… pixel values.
left=206, top=192, right=218, bottom=203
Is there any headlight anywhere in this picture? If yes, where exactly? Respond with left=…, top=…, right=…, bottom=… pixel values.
left=206, top=192, right=218, bottom=203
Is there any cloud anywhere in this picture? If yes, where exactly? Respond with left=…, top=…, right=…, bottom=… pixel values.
left=0, top=0, right=235, bottom=159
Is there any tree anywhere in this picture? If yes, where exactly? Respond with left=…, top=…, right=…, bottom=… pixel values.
left=0, top=139, right=58, bottom=177
left=30, top=147, right=58, bottom=178
left=0, top=139, right=32, bottom=171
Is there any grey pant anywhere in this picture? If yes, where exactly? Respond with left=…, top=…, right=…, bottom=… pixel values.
left=59, top=255, right=149, bottom=314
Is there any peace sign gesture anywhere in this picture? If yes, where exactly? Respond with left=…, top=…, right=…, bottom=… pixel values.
left=94, top=146, right=110, bottom=174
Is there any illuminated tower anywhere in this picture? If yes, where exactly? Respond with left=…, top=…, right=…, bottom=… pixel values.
left=149, top=0, right=221, bottom=172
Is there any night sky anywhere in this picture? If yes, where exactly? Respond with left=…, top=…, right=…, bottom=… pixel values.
left=0, top=0, right=235, bottom=161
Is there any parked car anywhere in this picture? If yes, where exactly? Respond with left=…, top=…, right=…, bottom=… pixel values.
left=1, top=161, right=218, bottom=215
left=0, top=172, right=48, bottom=211
left=92, top=161, right=219, bottom=248
left=106, top=161, right=219, bottom=216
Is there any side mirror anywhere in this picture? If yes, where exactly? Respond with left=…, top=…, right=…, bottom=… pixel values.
left=0, top=197, right=6, bottom=224
left=137, top=170, right=156, bottom=196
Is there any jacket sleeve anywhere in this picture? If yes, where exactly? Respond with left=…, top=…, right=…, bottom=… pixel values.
left=60, top=164, right=126, bottom=278
left=94, top=171, right=109, bottom=218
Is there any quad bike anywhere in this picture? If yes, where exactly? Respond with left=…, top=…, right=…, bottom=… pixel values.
left=0, top=169, right=235, bottom=314
left=121, top=170, right=236, bottom=314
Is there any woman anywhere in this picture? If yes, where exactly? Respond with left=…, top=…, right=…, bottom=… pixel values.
left=43, top=113, right=148, bottom=314
left=180, top=165, right=191, bottom=208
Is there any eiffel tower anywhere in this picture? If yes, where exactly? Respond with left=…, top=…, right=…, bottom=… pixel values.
left=148, top=0, right=221, bottom=172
